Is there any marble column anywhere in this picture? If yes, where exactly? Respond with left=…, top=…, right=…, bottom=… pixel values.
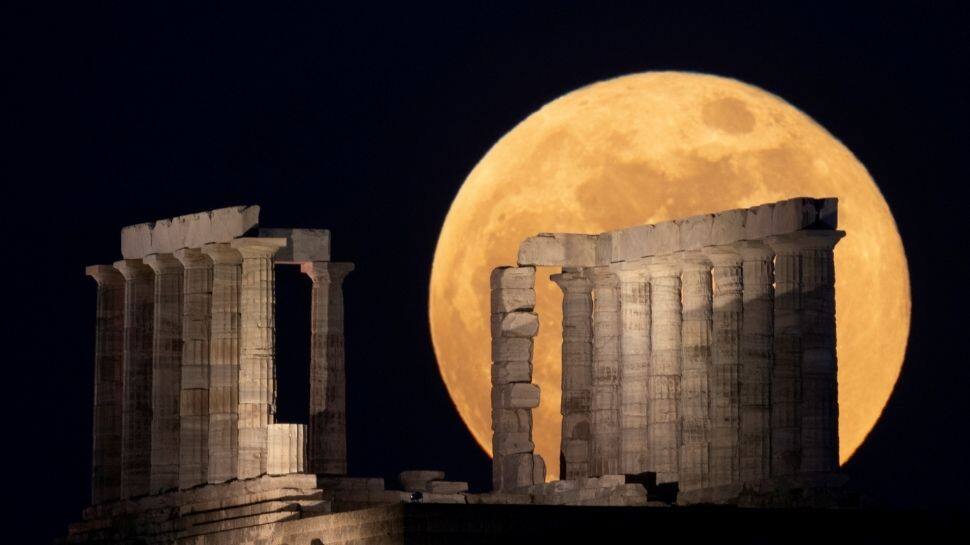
left=589, top=267, right=620, bottom=477
left=679, top=253, right=712, bottom=491
left=231, top=237, right=286, bottom=479
left=614, top=262, right=650, bottom=475
left=113, top=259, right=154, bottom=499
left=174, top=248, right=212, bottom=489
left=798, top=231, right=845, bottom=473
left=738, top=241, right=774, bottom=482
left=85, top=265, right=125, bottom=504
left=144, top=254, right=183, bottom=493
left=766, top=236, right=802, bottom=476
left=551, top=269, right=593, bottom=480
left=202, top=243, right=242, bottom=483
left=645, top=258, right=681, bottom=484
left=301, top=261, right=354, bottom=476
left=705, top=247, right=743, bottom=487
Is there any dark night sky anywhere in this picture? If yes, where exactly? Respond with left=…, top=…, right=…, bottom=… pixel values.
left=4, top=2, right=969, bottom=542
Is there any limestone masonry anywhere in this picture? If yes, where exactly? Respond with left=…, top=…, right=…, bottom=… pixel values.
left=66, top=199, right=851, bottom=544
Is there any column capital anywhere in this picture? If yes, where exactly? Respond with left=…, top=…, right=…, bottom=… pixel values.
left=680, top=251, right=712, bottom=271
left=113, top=259, right=153, bottom=281
left=793, top=229, right=846, bottom=250
left=643, top=255, right=681, bottom=276
left=230, top=237, right=287, bottom=259
left=143, top=253, right=183, bottom=274
left=701, top=245, right=742, bottom=267
left=550, top=268, right=591, bottom=292
left=301, top=261, right=355, bottom=285
left=174, top=247, right=212, bottom=269
left=587, top=266, right=618, bottom=287
left=609, top=258, right=651, bottom=282
left=732, top=239, right=772, bottom=260
left=86, top=264, right=124, bottom=286
left=201, top=243, right=242, bottom=265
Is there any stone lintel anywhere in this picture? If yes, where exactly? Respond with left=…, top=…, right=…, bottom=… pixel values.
left=590, top=197, right=838, bottom=263
left=121, top=205, right=260, bottom=260
left=517, top=233, right=603, bottom=268
left=260, top=228, right=331, bottom=264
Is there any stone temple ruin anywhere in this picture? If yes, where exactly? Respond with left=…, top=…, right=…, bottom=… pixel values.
left=65, top=198, right=851, bottom=544
left=489, top=196, right=845, bottom=504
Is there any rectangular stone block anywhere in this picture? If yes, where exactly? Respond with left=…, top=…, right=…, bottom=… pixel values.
left=611, top=224, right=653, bottom=262
left=517, top=233, right=598, bottom=267
left=491, top=361, right=532, bottom=385
left=678, top=214, right=714, bottom=250
left=490, top=288, right=536, bottom=313
left=496, top=383, right=541, bottom=409
left=491, top=408, right=532, bottom=433
left=771, top=197, right=818, bottom=236
left=491, top=337, right=533, bottom=362
left=744, top=202, right=775, bottom=239
left=492, top=311, right=540, bottom=338
left=259, top=228, right=331, bottom=263
left=711, top=208, right=746, bottom=246
left=494, top=432, right=534, bottom=455
left=490, top=266, right=535, bottom=289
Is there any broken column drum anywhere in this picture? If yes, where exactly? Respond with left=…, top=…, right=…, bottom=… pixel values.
left=494, top=197, right=844, bottom=493
left=83, top=206, right=353, bottom=506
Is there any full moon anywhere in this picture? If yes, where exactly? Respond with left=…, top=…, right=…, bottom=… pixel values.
left=429, top=72, right=910, bottom=477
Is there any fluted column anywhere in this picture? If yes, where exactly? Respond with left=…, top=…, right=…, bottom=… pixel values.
left=301, top=261, right=355, bottom=476
left=705, top=247, right=743, bottom=487
left=738, top=241, right=774, bottom=482
left=113, top=259, right=154, bottom=499
left=231, top=237, right=286, bottom=479
left=645, top=258, right=681, bottom=484
left=202, top=243, right=242, bottom=483
left=679, top=253, right=712, bottom=491
left=766, top=236, right=802, bottom=476
left=589, top=267, right=620, bottom=476
left=798, top=231, right=845, bottom=473
left=85, top=265, right=125, bottom=504
left=174, top=248, right=212, bottom=489
left=614, top=262, right=650, bottom=475
left=551, top=269, right=593, bottom=480
left=144, top=254, right=183, bottom=493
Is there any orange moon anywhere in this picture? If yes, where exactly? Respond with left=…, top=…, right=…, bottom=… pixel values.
left=429, top=71, right=910, bottom=477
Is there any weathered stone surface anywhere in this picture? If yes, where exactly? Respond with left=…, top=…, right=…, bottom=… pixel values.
left=494, top=311, right=540, bottom=338
left=121, top=205, right=260, bottom=259
left=679, top=214, right=714, bottom=251
left=518, top=233, right=600, bottom=267
left=232, top=237, right=287, bottom=479
left=489, top=266, right=535, bottom=289
left=491, top=337, right=533, bottom=363
left=201, top=243, right=242, bottom=484
left=491, top=361, right=532, bottom=385
left=496, top=383, right=541, bottom=409
left=551, top=269, right=593, bottom=480
left=266, top=424, right=306, bottom=476
left=679, top=253, right=712, bottom=492
left=613, top=263, right=650, bottom=475
left=260, top=228, right=331, bottom=264
left=490, top=288, right=536, bottom=313
left=646, top=258, right=681, bottom=484
left=589, top=267, right=620, bottom=477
